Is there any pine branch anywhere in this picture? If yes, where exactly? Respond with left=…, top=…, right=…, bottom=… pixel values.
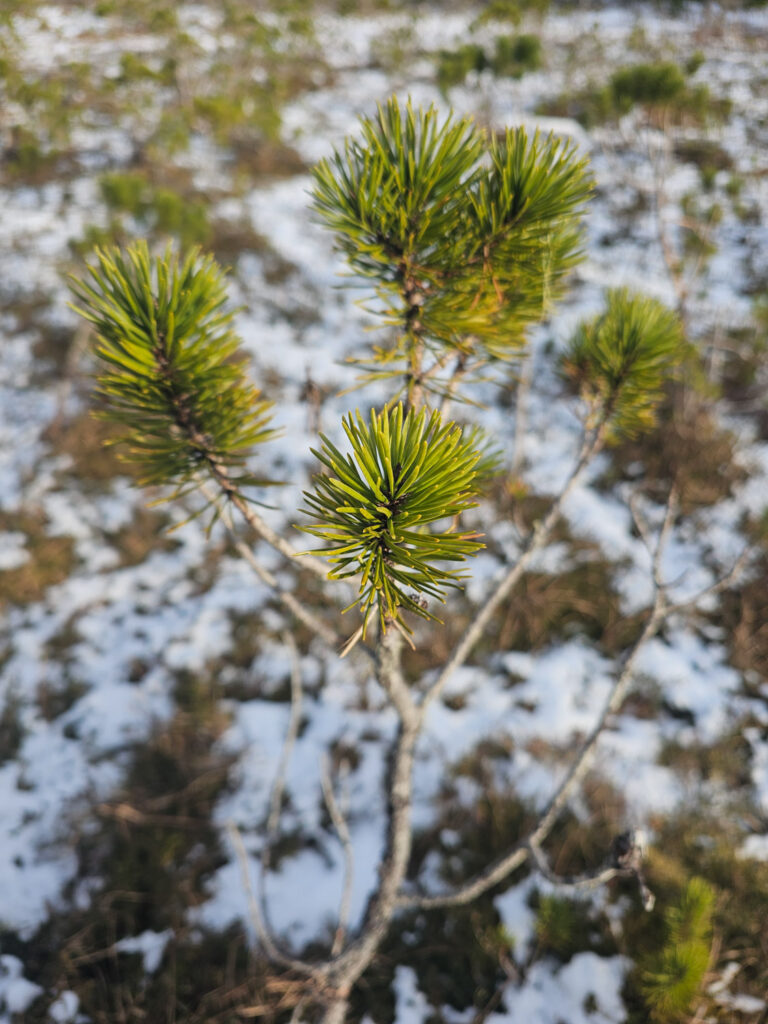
left=302, top=404, right=485, bottom=634
left=70, top=242, right=277, bottom=500
left=198, top=480, right=345, bottom=651
left=311, top=98, right=592, bottom=403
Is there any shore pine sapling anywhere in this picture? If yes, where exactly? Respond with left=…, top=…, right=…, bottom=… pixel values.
left=73, top=98, right=735, bottom=1024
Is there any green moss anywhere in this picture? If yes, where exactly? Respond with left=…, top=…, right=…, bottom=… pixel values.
left=193, top=89, right=282, bottom=146
left=621, top=812, right=768, bottom=1021
left=539, top=61, right=730, bottom=130
left=471, top=0, right=551, bottom=27
left=370, top=22, right=419, bottom=74
left=685, top=50, right=705, bottom=75
left=2, top=127, right=62, bottom=183
left=70, top=221, right=126, bottom=257
left=153, top=187, right=211, bottom=246
left=100, top=170, right=146, bottom=214
left=147, top=109, right=193, bottom=158
left=536, top=85, right=614, bottom=130
left=435, top=33, right=541, bottom=92
left=699, top=165, right=717, bottom=191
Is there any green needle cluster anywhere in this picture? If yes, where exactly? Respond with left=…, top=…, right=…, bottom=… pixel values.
left=70, top=242, right=277, bottom=501
left=302, top=405, right=484, bottom=633
left=311, top=97, right=592, bottom=394
left=561, top=288, right=685, bottom=439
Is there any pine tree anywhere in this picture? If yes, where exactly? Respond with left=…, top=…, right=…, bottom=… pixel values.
left=71, top=97, right=691, bottom=1024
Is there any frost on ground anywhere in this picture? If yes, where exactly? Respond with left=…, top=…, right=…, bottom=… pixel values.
left=1, top=2, right=768, bottom=1021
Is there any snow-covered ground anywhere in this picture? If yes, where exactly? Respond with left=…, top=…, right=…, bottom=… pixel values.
left=1, top=3, right=768, bottom=1021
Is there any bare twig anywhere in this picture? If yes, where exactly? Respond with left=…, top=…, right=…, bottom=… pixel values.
left=290, top=996, right=310, bottom=1024
left=518, top=488, right=677, bottom=857
left=263, top=633, right=304, bottom=852
left=317, top=627, right=421, bottom=1023
left=400, top=844, right=528, bottom=910
left=377, top=623, right=419, bottom=725
left=227, top=821, right=319, bottom=979
left=225, top=634, right=320, bottom=979
left=526, top=839, right=625, bottom=893
left=321, top=756, right=355, bottom=957
left=528, top=833, right=654, bottom=909
left=330, top=713, right=420, bottom=967
left=399, top=596, right=665, bottom=912
left=666, top=545, right=750, bottom=616
left=652, top=484, right=679, bottom=588
left=646, top=125, right=688, bottom=322
left=227, top=429, right=749, bottom=1022
left=234, top=535, right=338, bottom=647
left=230, top=497, right=328, bottom=580
left=438, top=353, right=470, bottom=420
left=628, top=493, right=655, bottom=556
left=421, top=348, right=454, bottom=387
left=534, top=602, right=665, bottom=847
left=200, top=481, right=374, bottom=660
left=401, top=486, right=689, bottom=910
left=207, top=462, right=329, bottom=580
left=201, top=482, right=337, bottom=645
left=629, top=488, right=748, bottom=615
left=469, top=917, right=519, bottom=1024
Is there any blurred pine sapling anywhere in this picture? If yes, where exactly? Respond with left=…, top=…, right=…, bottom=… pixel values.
left=641, top=878, right=714, bottom=1022
left=538, top=58, right=731, bottom=130
left=435, top=33, right=542, bottom=93
left=561, top=288, right=684, bottom=439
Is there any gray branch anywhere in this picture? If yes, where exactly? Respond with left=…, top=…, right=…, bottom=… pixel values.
left=321, top=755, right=356, bottom=958
left=401, top=483, right=723, bottom=911
left=226, top=634, right=321, bottom=980
left=317, top=626, right=421, bottom=1023
left=208, top=460, right=329, bottom=580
